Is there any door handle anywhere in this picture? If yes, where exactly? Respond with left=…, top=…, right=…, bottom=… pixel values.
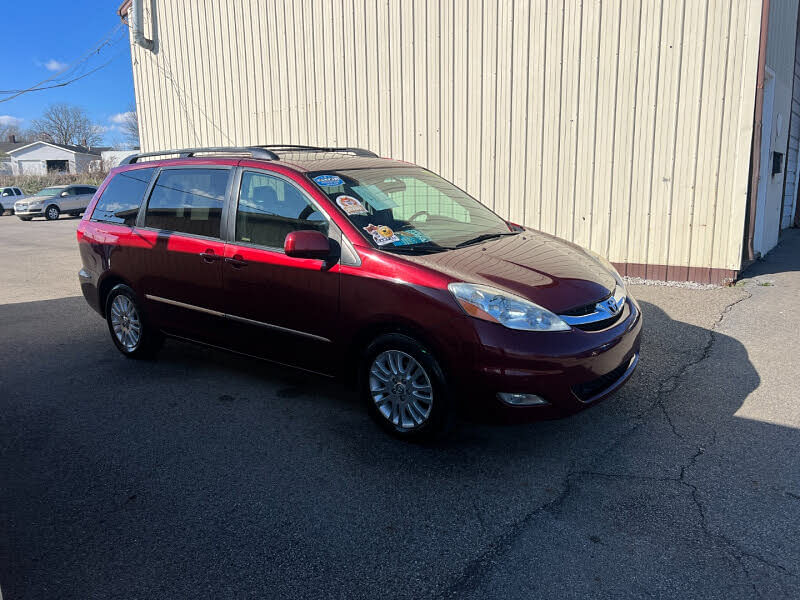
left=225, top=255, right=248, bottom=268
left=199, top=249, right=220, bottom=263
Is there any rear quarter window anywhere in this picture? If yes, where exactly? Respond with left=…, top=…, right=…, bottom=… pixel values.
left=92, top=168, right=156, bottom=226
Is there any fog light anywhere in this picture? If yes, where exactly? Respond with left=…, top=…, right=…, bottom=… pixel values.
left=497, top=392, right=549, bottom=406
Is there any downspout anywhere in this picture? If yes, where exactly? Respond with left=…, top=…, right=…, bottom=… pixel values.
left=745, top=0, right=771, bottom=261
left=131, top=0, right=153, bottom=51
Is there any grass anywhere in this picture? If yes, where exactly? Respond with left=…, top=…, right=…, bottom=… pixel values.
left=0, top=172, right=109, bottom=196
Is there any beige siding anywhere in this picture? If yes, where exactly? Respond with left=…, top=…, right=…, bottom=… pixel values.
left=129, top=0, right=765, bottom=274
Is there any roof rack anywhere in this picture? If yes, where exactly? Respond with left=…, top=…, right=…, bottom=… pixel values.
left=256, top=144, right=378, bottom=158
left=121, top=146, right=280, bottom=165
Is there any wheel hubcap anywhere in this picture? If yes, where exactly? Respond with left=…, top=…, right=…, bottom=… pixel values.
left=110, top=295, right=141, bottom=351
left=369, top=350, right=433, bottom=430
left=48, top=208, right=58, bottom=219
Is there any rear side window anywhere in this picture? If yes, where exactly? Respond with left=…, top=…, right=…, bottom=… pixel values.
left=144, top=168, right=230, bottom=238
left=92, top=168, right=156, bottom=226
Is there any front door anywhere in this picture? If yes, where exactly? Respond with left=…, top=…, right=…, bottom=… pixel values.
left=137, top=166, right=233, bottom=342
left=222, top=169, right=340, bottom=373
left=59, top=187, right=82, bottom=211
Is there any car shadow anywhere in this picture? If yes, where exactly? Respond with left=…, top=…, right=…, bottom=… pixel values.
left=1, top=294, right=797, bottom=599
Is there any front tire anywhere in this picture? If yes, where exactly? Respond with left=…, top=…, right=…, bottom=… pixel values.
left=360, top=333, right=454, bottom=439
left=45, top=205, right=60, bottom=220
left=105, top=284, right=161, bottom=359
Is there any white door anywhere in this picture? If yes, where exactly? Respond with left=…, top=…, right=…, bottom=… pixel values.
left=754, top=69, right=776, bottom=257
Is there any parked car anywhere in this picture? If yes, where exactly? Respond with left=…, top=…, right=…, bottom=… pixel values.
left=15, top=185, right=97, bottom=221
left=1, top=186, right=25, bottom=214
left=76, top=145, right=641, bottom=438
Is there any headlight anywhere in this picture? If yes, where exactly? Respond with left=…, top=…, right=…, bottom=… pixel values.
left=448, top=283, right=570, bottom=332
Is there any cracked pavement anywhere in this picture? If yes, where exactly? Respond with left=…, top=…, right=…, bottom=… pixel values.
left=0, top=217, right=798, bottom=599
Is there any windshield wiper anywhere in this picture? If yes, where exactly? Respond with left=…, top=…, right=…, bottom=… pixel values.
left=455, top=231, right=520, bottom=248
left=380, top=243, right=453, bottom=254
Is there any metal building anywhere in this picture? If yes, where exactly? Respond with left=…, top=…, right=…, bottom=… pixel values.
left=119, top=0, right=800, bottom=283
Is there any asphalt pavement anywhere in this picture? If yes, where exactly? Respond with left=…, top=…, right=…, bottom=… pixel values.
left=0, top=214, right=798, bottom=599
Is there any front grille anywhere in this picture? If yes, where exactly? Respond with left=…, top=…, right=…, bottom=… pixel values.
left=560, top=293, right=611, bottom=317
left=572, top=356, right=635, bottom=403
left=573, top=308, right=625, bottom=332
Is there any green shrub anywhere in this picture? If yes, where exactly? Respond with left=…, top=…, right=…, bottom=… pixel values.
left=0, top=172, right=110, bottom=196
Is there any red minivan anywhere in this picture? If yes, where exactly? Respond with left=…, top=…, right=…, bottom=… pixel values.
left=77, top=145, right=641, bottom=437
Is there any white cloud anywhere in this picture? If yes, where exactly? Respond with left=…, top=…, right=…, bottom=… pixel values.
left=0, top=115, right=23, bottom=127
left=109, top=112, right=134, bottom=125
left=44, top=59, right=68, bottom=72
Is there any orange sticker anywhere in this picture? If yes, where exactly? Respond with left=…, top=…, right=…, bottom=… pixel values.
left=336, top=195, right=368, bottom=216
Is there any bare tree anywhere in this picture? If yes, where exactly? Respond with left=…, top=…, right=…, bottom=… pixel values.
left=29, top=103, right=103, bottom=148
left=119, top=106, right=140, bottom=148
left=0, top=121, right=25, bottom=143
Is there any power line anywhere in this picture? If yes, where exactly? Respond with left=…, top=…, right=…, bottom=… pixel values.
left=0, top=22, right=126, bottom=101
left=0, top=52, right=126, bottom=103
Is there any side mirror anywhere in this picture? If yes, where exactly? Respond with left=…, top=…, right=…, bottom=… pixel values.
left=61, top=191, right=70, bottom=197
left=284, top=230, right=330, bottom=260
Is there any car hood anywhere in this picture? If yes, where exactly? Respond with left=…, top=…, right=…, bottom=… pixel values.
left=19, top=195, right=51, bottom=203
left=401, top=230, right=617, bottom=314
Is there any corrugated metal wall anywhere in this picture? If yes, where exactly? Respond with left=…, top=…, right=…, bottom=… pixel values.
left=762, top=0, right=799, bottom=248
left=129, top=0, right=764, bottom=278
left=778, top=1, right=800, bottom=229
left=783, top=28, right=800, bottom=229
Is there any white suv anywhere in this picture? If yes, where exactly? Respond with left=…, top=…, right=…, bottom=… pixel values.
left=1, top=186, right=25, bottom=215
left=14, top=185, right=97, bottom=221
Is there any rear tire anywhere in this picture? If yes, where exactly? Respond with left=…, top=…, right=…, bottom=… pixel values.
left=105, top=284, right=162, bottom=359
left=45, top=205, right=60, bottom=220
left=360, top=333, right=454, bottom=439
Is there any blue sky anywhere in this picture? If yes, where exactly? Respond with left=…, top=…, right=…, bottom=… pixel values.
left=0, top=0, right=135, bottom=146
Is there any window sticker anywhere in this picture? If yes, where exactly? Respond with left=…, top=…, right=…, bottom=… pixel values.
left=336, top=194, right=368, bottom=216
left=313, top=174, right=344, bottom=187
left=392, top=229, right=431, bottom=246
left=363, top=223, right=399, bottom=246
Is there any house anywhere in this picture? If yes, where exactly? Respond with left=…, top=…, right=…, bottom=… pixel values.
left=119, top=0, right=800, bottom=283
left=98, top=149, right=140, bottom=170
left=6, top=141, right=106, bottom=175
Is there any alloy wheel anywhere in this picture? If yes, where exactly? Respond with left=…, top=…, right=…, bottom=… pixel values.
left=369, top=350, right=434, bottom=430
left=47, top=206, right=59, bottom=220
left=110, top=295, right=142, bottom=351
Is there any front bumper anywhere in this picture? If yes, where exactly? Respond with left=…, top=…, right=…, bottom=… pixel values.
left=15, top=207, right=43, bottom=217
left=457, top=297, right=643, bottom=422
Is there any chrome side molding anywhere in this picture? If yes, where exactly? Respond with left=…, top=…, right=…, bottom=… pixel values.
left=144, top=294, right=331, bottom=343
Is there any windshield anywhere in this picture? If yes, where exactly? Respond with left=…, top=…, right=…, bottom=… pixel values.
left=308, top=167, right=515, bottom=251
left=37, top=187, right=61, bottom=197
